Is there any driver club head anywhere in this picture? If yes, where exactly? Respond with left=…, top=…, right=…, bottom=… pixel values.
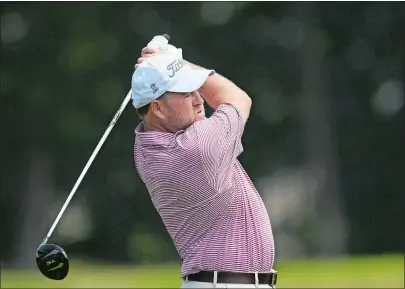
left=36, top=243, right=69, bottom=280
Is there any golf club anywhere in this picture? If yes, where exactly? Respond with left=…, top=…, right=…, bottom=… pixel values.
left=36, top=34, right=170, bottom=280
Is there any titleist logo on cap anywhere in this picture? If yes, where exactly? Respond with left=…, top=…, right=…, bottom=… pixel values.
left=167, top=59, right=186, bottom=77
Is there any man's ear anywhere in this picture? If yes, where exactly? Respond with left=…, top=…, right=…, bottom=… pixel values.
left=150, top=100, right=165, bottom=119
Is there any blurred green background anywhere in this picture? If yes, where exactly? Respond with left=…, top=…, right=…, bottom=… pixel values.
left=1, top=2, right=404, bottom=288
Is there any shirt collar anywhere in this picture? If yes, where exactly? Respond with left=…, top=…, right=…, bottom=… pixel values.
left=135, top=122, right=180, bottom=147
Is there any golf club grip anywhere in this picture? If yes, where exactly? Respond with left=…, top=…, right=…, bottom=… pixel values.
left=134, top=34, right=171, bottom=69
left=42, top=90, right=132, bottom=244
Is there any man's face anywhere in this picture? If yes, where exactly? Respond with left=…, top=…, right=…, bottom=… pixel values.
left=159, top=90, right=205, bottom=132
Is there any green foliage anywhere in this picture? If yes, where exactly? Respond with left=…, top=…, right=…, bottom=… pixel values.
left=127, top=232, right=172, bottom=265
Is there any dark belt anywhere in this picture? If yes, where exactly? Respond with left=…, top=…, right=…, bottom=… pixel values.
left=185, top=270, right=278, bottom=286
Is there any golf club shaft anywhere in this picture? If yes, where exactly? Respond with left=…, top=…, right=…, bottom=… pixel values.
left=42, top=90, right=132, bottom=244
left=42, top=34, right=170, bottom=245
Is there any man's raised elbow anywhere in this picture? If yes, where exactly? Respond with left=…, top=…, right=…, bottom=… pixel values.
left=246, top=93, right=252, bottom=107
left=238, top=92, right=252, bottom=121
left=243, top=91, right=252, bottom=110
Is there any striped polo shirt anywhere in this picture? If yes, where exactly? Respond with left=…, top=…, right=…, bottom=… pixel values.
left=134, top=103, right=275, bottom=278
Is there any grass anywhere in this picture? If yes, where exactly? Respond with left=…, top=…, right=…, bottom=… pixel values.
left=2, top=254, right=403, bottom=288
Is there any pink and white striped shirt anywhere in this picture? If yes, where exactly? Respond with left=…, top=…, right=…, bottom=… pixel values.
left=134, top=103, right=275, bottom=278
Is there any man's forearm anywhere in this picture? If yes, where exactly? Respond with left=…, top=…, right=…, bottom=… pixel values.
left=186, top=60, right=252, bottom=121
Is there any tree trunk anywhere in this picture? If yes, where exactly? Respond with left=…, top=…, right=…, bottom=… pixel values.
left=12, top=153, right=54, bottom=268
left=298, top=2, right=348, bottom=256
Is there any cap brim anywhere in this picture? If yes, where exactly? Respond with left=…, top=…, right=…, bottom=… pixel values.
left=166, top=66, right=214, bottom=94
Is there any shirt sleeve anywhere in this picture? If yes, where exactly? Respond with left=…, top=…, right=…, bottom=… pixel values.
left=191, top=103, right=245, bottom=190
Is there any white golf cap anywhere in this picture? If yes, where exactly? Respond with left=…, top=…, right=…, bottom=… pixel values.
left=131, top=53, right=214, bottom=109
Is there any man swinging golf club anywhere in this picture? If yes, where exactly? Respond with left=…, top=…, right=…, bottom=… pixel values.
left=132, top=36, right=278, bottom=288
left=35, top=35, right=277, bottom=287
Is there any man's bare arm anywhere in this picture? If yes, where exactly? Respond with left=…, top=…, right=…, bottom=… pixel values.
left=137, top=47, right=252, bottom=122
left=187, top=62, right=252, bottom=123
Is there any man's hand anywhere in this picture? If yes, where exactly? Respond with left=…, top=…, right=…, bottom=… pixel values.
left=136, top=36, right=183, bottom=67
left=136, top=47, right=159, bottom=66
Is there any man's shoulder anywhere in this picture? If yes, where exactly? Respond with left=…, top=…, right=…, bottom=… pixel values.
left=134, top=130, right=201, bottom=161
left=134, top=136, right=205, bottom=184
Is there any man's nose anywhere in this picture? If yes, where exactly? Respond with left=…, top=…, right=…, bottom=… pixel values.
left=192, top=91, right=204, bottom=105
